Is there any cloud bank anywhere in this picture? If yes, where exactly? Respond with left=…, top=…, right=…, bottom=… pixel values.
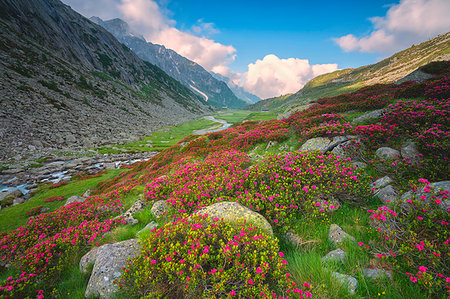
left=334, top=0, right=450, bottom=54
left=63, top=0, right=338, bottom=99
left=237, top=55, right=337, bottom=99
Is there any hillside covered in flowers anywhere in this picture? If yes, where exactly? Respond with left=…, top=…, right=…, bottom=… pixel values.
left=0, top=62, right=449, bottom=298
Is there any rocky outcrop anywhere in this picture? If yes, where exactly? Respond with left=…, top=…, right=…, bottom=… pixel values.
left=83, top=239, right=141, bottom=298
left=194, top=201, right=273, bottom=236
left=92, top=17, right=247, bottom=109
left=0, top=0, right=212, bottom=160
left=322, top=249, right=346, bottom=263
left=150, top=200, right=168, bottom=218
left=376, top=147, right=400, bottom=160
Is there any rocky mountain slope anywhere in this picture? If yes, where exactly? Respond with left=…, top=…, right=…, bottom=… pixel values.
left=0, top=0, right=212, bottom=161
left=211, top=72, right=261, bottom=104
left=248, top=31, right=450, bottom=111
left=91, top=17, right=247, bottom=109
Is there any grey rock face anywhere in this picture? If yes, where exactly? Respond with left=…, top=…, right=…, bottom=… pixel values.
left=150, top=200, right=168, bottom=218
left=82, top=189, right=91, bottom=198
left=300, top=137, right=331, bottom=152
left=331, top=272, right=358, bottom=295
left=80, top=247, right=101, bottom=274
left=0, top=0, right=212, bottom=160
left=352, top=161, right=367, bottom=169
left=84, top=239, right=141, bottom=298
left=375, top=185, right=398, bottom=204
left=65, top=195, right=86, bottom=206
left=328, top=224, right=355, bottom=245
left=363, top=268, right=392, bottom=280
left=322, top=249, right=346, bottom=263
left=376, top=147, right=400, bottom=160
left=91, top=17, right=247, bottom=109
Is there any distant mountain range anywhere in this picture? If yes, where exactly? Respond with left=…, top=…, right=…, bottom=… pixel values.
left=247, top=31, right=450, bottom=112
left=211, top=72, right=261, bottom=104
left=0, top=0, right=212, bottom=159
left=91, top=17, right=248, bottom=109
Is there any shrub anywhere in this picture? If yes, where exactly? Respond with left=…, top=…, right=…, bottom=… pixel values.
left=44, top=196, right=65, bottom=203
left=119, top=214, right=311, bottom=298
left=368, top=179, right=450, bottom=296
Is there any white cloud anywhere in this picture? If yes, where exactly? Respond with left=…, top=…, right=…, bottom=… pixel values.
left=334, top=0, right=450, bottom=54
left=236, top=54, right=338, bottom=99
left=62, top=0, right=338, bottom=99
left=63, top=0, right=235, bottom=74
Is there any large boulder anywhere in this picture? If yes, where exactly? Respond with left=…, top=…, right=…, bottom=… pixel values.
left=375, top=185, right=398, bottom=204
left=375, top=147, right=400, bottom=160
left=300, top=137, right=331, bottom=152
left=65, top=195, right=86, bottom=206
left=84, top=239, right=141, bottom=298
left=194, top=201, right=273, bottom=236
left=400, top=142, right=421, bottom=160
left=372, top=176, right=393, bottom=193
left=401, top=181, right=450, bottom=212
left=328, top=224, right=355, bottom=245
left=150, top=200, right=168, bottom=218
left=0, top=189, right=22, bottom=202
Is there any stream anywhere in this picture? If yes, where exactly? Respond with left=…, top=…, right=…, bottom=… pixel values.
left=192, top=116, right=232, bottom=135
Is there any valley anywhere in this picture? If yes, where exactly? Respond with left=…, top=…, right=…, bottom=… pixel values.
left=0, top=0, right=448, bottom=298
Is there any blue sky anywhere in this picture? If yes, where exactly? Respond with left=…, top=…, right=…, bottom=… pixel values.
left=62, top=0, right=450, bottom=98
left=163, top=0, right=394, bottom=71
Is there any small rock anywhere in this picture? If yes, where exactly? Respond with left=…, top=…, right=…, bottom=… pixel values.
left=328, top=224, right=355, bottom=245
left=375, top=185, right=398, bottom=204
left=352, top=109, right=384, bottom=123
left=138, top=221, right=158, bottom=234
left=265, top=141, right=278, bottom=150
left=65, top=195, right=86, bottom=206
left=40, top=207, right=50, bottom=213
left=82, top=189, right=91, bottom=198
left=372, top=176, right=393, bottom=192
left=84, top=239, right=141, bottom=298
left=352, top=161, right=367, bottom=169
left=401, top=142, right=421, bottom=160
left=363, top=268, right=392, bottom=280
left=150, top=200, right=168, bottom=218
left=376, top=147, right=400, bottom=160
left=286, top=231, right=303, bottom=248
left=12, top=197, right=25, bottom=206
left=331, top=272, right=358, bottom=295
left=103, top=162, right=116, bottom=169
left=322, top=249, right=346, bottom=263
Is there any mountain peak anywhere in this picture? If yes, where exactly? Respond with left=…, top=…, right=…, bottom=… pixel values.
left=90, top=16, right=146, bottom=42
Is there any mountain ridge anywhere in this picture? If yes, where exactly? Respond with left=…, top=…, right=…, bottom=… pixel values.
left=91, top=17, right=248, bottom=109
left=0, top=0, right=212, bottom=160
left=247, top=31, right=450, bottom=112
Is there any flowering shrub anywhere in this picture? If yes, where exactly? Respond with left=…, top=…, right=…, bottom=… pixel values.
left=44, top=180, right=69, bottom=189
left=0, top=196, right=124, bottom=298
left=119, top=214, right=312, bottom=298
left=26, top=205, right=44, bottom=217
left=144, top=150, right=371, bottom=233
left=43, top=195, right=65, bottom=202
left=368, top=179, right=449, bottom=296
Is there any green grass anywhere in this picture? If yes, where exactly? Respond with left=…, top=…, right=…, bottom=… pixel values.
left=96, top=110, right=263, bottom=155
left=280, top=202, right=425, bottom=298
left=0, top=169, right=126, bottom=232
